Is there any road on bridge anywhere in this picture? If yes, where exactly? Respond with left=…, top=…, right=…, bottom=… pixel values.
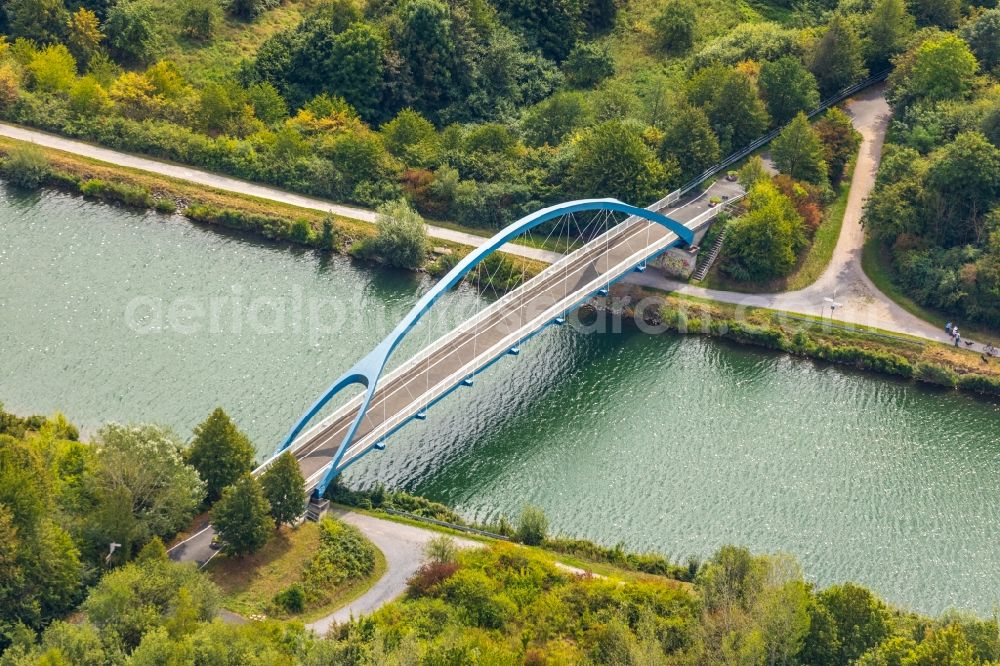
left=168, top=177, right=742, bottom=568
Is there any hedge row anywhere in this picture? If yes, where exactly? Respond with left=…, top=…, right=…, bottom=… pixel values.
left=183, top=204, right=320, bottom=246
left=658, top=304, right=1000, bottom=397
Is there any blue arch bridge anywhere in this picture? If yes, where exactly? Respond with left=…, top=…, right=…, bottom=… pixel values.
left=169, top=177, right=742, bottom=564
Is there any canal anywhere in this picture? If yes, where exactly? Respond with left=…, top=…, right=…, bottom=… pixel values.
left=2, top=187, right=999, bottom=615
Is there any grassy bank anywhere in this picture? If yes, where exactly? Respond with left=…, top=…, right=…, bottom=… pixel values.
left=0, top=137, right=547, bottom=283
left=615, top=286, right=1000, bottom=398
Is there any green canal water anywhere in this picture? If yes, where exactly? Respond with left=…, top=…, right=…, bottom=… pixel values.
left=2, top=187, right=1000, bottom=616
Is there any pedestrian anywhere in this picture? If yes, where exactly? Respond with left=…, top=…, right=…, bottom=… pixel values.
left=955, top=332, right=961, bottom=347
left=946, top=321, right=953, bottom=334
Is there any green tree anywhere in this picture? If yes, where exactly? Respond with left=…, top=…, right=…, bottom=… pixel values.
left=65, top=8, right=103, bottom=67
left=900, top=33, right=980, bottom=105
left=910, top=0, right=960, bottom=28
left=687, top=63, right=771, bottom=153
left=259, top=451, right=305, bottom=528
left=246, top=82, right=287, bottom=125
left=903, top=624, right=977, bottom=665
left=815, top=106, right=860, bottom=182
left=865, top=0, right=915, bottom=70
left=772, top=112, right=829, bottom=185
left=69, top=75, right=111, bottom=118
left=962, top=9, right=1000, bottom=74
left=810, top=15, right=867, bottom=98
left=563, top=42, right=615, bottom=88
left=515, top=505, right=548, bottom=545
left=104, top=0, right=159, bottom=66
left=723, top=180, right=806, bottom=281
left=498, top=0, right=583, bottom=61
left=179, top=0, right=221, bottom=41
left=799, top=595, right=843, bottom=666
left=569, top=120, right=672, bottom=205
left=6, top=0, right=68, bottom=43
left=653, top=0, right=696, bottom=54
left=395, top=0, right=463, bottom=118
left=373, top=198, right=428, bottom=269
left=380, top=108, right=437, bottom=159
left=924, top=131, right=1000, bottom=245
left=185, top=408, right=255, bottom=504
left=759, top=56, right=820, bottom=126
left=819, top=582, right=891, bottom=664
left=28, top=43, right=77, bottom=93
left=82, top=538, right=218, bottom=650
left=520, top=91, right=592, bottom=146
left=228, top=0, right=279, bottom=20
left=211, top=474, right=273, bottom=557
left=88, top=423, right=205, bottom=557
left=660, top=104, right=720, bottom=182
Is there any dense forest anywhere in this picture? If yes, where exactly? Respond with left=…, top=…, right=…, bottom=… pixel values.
left=862, top=10, right=1000, bottom=328
left=3, top=404, right=1000, bottom=665
left=1, top=0, right=899, bottom=231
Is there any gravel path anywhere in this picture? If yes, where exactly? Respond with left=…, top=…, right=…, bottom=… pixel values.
left=0, top=122, right=562, bottom=264
left=627, top=85, right=993, bottom=353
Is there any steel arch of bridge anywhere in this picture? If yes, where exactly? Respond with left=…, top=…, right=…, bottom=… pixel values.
left=278, top=197, right=693, bottom=494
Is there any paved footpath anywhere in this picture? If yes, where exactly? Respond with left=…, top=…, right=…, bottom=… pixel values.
left=627, top=86, right=993, bottom=353
left=0, top=122, right=561, bottom=264
left=304, top=510, right=480, bottom=635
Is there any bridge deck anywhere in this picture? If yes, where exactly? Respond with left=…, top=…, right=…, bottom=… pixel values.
left=288, top=178, right=743, bottom=486
left=169, top=179, right=742, bottom=566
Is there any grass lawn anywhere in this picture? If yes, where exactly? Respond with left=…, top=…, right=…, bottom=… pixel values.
left=148, top=0, right=323, bottom=84
left=206, top=521, right=387, bottom=622
left=861, top=238, right=1000, bottom=344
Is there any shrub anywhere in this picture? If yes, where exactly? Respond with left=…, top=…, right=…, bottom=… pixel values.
left=373, top=198, right=428, bottom=269
left=817, top=344, right=914, bottom=378
left=272, top=583, right=306, bottom=613
left=408, top=560, right=460, bottom=597
left=915, top=361, right=957, bottom=388
left=426, top=536, right=458, bottom=565
left=1, top=144, right=50, bottom=188
left=80, top=179, right=155, bottom=208
left=957, top=373, right=1000, bottom=396
left=563, top=43, right=615, bottom=88
left=301, top=517, right=377, bottom=602
left=154, top=198, right=177, bottom=214
left=516, top=505, right=548, bottom=546
left=180, top=0, right=221, bottom=40
left=184, top=205, right=302, bottom=243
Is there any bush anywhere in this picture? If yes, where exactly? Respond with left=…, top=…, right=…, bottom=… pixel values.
left=516, top=505, right=548, bottom=546
left=915, top=361, right=958, bottom=388
left=817, top=344, right=914, bottom=378
left=301, top=517, right=377, bottom=603
left=1, top=144, right=50, bottom=188
left=426, top=535, right=458, bottom=565
left=184, top=205, right=312, bottom=244
left=154, top=198, right=177, bottom=214
left=272, top=583, right=306, bottom=613
left=563, top=43, right=615, bottom=88
left=373, top=198, right=428, bottom=269
left=957, top=373, right=1000, bottom=396
left=180, top=0, right=221, bottom=40
left=80, top=179, right=154, bottom=208
left=408, top=560, right=460, bottom=597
